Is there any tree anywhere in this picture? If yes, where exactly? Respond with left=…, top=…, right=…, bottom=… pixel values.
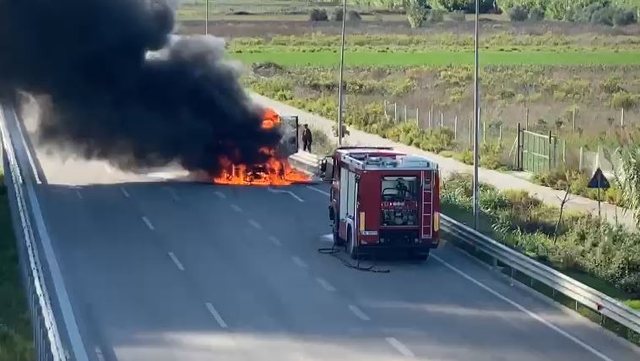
left=405, top=0, right=430, bottom=28
left=617, top=146, right=640, bottom=226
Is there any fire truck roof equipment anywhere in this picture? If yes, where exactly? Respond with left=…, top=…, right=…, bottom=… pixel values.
left=337, top=149, right=438, bottom=172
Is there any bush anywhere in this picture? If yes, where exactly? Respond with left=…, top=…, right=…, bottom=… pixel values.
left=348, top=10, right=363, bottom=22
left=406, top=0, right=430, bottom=28
left=613, top=9, right=637, bottom=26
left=509, top=5, right=529, bottom=21
left=449, top=10, right=466, bottom=21
left=309, top=8, right=328, bottom=21
left=332, top=7, right=343, bottom=21
left=528, top=7, right=545, bottom=21
left=428, top=9, right=446, bottom=23
left=611, top=92, right=640, bottom=109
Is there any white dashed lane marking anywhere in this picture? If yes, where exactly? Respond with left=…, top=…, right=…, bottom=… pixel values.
left=230, top=204, right=242, bottom=213
left=142, top=216, right=154, bottom=231
left=348, top=305, right=371, bottom=321
left=121, top=187, right=130, bottom=198
left=385, top=337, right=414, bottom=358
left=316, top=277, right=336, bottom=292
left=205, top=302, right=228, bottom=328
left=214, top=191, right=226, bottom=199
left=269, top=236, right=282, bottom=246
left=248, top=219, right=262, bottom=230
left=291, top=256, right=308, bottom=269
left=168, top=252, right=185, bottom=271
left=306, top=185, right=330, bottom=196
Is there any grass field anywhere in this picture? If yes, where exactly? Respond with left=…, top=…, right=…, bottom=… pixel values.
left=232, top=50, right=640, bottom=66
left=0, top=173, right=33, bottom=361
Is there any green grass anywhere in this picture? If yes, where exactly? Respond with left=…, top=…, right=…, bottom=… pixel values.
left=565, top=270, right=640, bottom=310
left=0, top=173, right=33, bottom=361
left=232, top=50, right=640, bottom=67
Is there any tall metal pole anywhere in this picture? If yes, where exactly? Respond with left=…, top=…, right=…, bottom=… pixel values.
left=205, top=0, right=209, bottom=35
left=472, top=0, right=480, bottom=229
left=337, top=0, right=347, bottom=145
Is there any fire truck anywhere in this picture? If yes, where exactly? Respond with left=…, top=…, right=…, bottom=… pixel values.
left=320, top=147, right=440, bottom=261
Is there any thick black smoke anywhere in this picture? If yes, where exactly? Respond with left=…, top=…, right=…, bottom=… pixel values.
left=0, top=0, right=281, bottom=174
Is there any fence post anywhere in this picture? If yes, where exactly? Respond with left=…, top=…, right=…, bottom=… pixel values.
left=416, top=107, right=420, bottom=127
left=548, top=130, right=553, bottom=171
left=516, top=123, right=522, bottom=170
left=468, top=117, right=472, bottom=147
left=562, top=140, right=566, bottom=164
left=383, top=99, right=388, bottom=118
left=621, top=107, right=625, bottom=127
left=429, top=105, right=433, bottom=128
left=499, top=125, right=503, bottom=143
left=440, top=112, right=444, bottom=128
left=525, top=107, right=529, bottom=130
left=483, top=121, right=486, bottom=144
left=404, top=104, right=407, bottom=122
left=394, top=102, right=397, bottom=122
left=579, top=146, right=583, bottom=171
left=454, top=115, right=458, bottom=139
left=572, top=107, right=576, bottom=131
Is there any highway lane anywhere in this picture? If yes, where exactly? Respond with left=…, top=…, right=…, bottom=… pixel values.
left=8, top=106, right=640, bottom=360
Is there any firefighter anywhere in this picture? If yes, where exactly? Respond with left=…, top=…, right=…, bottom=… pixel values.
left=302, top=124, right=312, bottom=152
left=395, top=178, right=409, bottom=200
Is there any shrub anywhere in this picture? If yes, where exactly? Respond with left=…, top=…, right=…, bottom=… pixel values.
left=428, top=9, right=446, bottom=23
left=611, top=92, right=640, bottom=109
left=309, top=8, right=328, bottom=21
left=613, top=9, right=637, bottom=26
left=528, top=7, right=545, bottom=21
left=449, top=10, right=466, bottom=21
left=332, top=7, right=343, bottom=21
left=509, top=5, right=529, bottom=21
left=348, top=10, right=363, bottom=22
left=406, top=0, right=430, bottom=28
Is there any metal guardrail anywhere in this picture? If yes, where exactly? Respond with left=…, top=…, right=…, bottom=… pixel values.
left=294, top=151, right=640, bottom=336
left=0, top=107, right=68, bottom=361
left=441, top=215, right=640, bottom=334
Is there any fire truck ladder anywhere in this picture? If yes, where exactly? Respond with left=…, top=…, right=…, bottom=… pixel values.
left=421, top=175, right=433, bottom=239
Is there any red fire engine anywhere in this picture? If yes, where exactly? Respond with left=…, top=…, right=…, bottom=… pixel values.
left=320, top=147, right=440, bottom=261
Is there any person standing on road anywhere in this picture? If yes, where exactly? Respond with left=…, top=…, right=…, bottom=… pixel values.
left=302, top=124, right=312, bottom=152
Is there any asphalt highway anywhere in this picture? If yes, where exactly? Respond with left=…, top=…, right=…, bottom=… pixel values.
left=5, top=105, right=640, bottom=361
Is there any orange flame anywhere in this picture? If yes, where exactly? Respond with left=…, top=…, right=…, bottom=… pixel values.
left=213, top=108, right=310, bottom=186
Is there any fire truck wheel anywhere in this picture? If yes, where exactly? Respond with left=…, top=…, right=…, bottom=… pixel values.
left=332, top=228, right=344, bottom=247
left=347, top=227, right=358, bottom=260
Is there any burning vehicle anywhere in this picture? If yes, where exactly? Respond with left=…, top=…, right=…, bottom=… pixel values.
left=213, top=108, right=311, bottom=186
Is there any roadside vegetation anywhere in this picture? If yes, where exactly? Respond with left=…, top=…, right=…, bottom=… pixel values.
left=0, top=172, right=33, bottom=361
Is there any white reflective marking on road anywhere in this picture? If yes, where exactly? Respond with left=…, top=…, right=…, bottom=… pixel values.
left=142, top=216, right=154, bottom=231
left=268, top=236, right=282, bottom=246
left=75, top=190, right=82, bottom=199
left=385, top=337, right=414, bottom=358
left=120, top=187, right=130, bottom=198
left=432, top=254, right=615, bottom=361
left=214, top=191, right=226, bottom=199
left=348, top=305, right=371, bottom=321
left=248, top=219, right=262, bottom=230
left=267, top=187, right=304, bottom=202
left=205, top=302, right=228, bottom=328
left=291, top=256, right=308, bottom=269
left=168, top=252, right=185, bottom=271
left=316, top=277, right=336, bottom=292
left=306, top=185, right=330, bottom=196
left=230, top=204, right=242, bottom=213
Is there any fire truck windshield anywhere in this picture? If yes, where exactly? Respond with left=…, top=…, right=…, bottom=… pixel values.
left=380, top=176, right=419, bottom=226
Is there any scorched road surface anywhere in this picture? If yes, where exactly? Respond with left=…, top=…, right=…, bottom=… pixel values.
left=9, top=109, right=640, bottom=361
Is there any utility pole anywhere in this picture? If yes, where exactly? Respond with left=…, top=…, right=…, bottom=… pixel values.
left=337, top=0, right=347, bottom=145
left=205, top=0, right=209, bottom=35
left=472, top=0, right=481, bottom=229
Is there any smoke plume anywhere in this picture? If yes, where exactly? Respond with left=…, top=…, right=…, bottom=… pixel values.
left=0, top=0, right=281, bottom=173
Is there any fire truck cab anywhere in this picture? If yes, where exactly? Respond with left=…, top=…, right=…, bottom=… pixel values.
left=321, top=147, right=440, bottom=261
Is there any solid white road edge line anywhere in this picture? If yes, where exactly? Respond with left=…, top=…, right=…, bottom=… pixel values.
left=306, top=185, right=330, bottom=196
left=348, top=305, right=371, bottom=321
left=292, top=256, right=309, bottom=269
left=385, top=337, right=415, bottom=358
left=431, top=254, right=614, bottom=361
left=316, top=277, right=336, bottom=292
left=168, top=252, right=185, bottom=271
left=205, top=302, right=228, bottom=328
left=142, top=216, right=154, bottom=231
